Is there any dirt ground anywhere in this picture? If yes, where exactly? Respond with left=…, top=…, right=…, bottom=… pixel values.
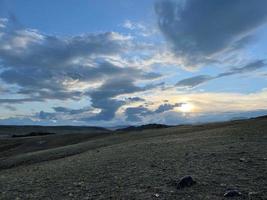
left=0, top=118, right=266, bottom=200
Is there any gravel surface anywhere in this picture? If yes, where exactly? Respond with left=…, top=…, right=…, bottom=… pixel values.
left=0, top=118, right=266, bottom=199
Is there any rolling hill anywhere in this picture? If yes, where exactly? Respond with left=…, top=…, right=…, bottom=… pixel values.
left=0, top=117, right=266, bottom=199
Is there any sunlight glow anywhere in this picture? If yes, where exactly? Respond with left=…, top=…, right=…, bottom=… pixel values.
left=179, top=103, right=194, bottom=113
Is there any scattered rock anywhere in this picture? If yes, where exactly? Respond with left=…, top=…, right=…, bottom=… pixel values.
left=224, top=189, right=242, bottom=197
left=177, top=175, right=196, bottom=189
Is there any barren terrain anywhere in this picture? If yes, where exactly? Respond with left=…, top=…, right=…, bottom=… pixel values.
left=0, top=118, right=266, bottom=199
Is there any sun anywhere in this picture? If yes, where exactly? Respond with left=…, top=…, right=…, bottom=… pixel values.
left=179, top=103, right=194, bottom=113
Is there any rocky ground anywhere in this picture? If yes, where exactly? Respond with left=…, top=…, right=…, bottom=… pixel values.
left=0, top=118, right=266, bottom=199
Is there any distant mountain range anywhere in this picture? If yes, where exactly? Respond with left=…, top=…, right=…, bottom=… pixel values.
left=1, top=114, right=267, bottom=138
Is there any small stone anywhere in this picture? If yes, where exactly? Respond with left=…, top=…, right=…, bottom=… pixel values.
left=74, top=181, right=84, bottom=187
left=69, top=193, right=73, bottom=197
left=153, top=193, right=160, bottom=198
left=224, top=189, right=242, bottom=197
left=239, top=158, right=246, bottom=162
left=38, top=140, right=46, bottom=145
left=177, top=175, right=196, bottom=189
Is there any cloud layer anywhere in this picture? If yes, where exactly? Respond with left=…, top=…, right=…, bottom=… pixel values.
left=0, top=19, right=161, bottom=122
left=176, top=60, right=266, bottom=88
left=156, top=0, right=267, bottom=67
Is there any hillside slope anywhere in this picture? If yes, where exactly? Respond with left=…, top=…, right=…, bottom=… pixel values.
left=0, top=118, right=266, bottom=199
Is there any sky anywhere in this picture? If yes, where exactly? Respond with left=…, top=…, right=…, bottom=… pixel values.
left=0, top=0, right=267, bottom=126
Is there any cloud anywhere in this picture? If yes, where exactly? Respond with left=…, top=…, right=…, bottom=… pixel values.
left=155, top=0, right=267, bottom=67
left=176, top=75, right=213, bottom=88
left=151, top=109, right=267, bottom=125
left=127, top=97, right=145, bottom=102
left=122, top=20, right=158, bottom=37
left=123, top=20, right=141, bottom=30
left=125, top=102, right=184, bottom=122
left=125, top=106, right=151, bottom=122
left=0, top=97, right=43, bottom=104
left=176, top=60, right=266, bottom=88
left=53, top=106, right=91, bottom=115
left=0, top=24, right=132, bottom=99
left=85, top=77, right=158, bottom=121
left=216, top=59, right=266, bottom=78
left=154, top=102, right=184, bottom=113
left=0, top=19, right=145, bottom=101
left=38, top=111, right=56, bottom=120
left=4, top=105, right=17, bottom=111
left=0, top=19, right=162, bottom=122
left=0, top=18, right=8, bottom=29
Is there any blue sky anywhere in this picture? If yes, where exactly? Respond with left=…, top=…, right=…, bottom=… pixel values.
left=0, top=0, right=156, bottom=35
left=0, top=0, right=267, bottom=126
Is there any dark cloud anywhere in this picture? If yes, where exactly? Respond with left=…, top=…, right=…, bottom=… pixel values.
left=155, top=0, right=267, bottom=66
left=0, top=19, right=161, bottom=122
left=176, top=75, right=213, bottom=88
left=0, top=25, right=133, bottom=100
left=85, top=78, right=150, bottom=121
left=53, top=106, right=91, bottom=115
left=0, top=97, right=43, bottom=104
left=125, top=102, right=184, bottom=122
left=127, top=97, right=145, bottom=102
left=216, top=60, right=266, bottom=78
left=0, top=30, right=128, bottom=68
left=38, top=111, right=56, bottom=120
left=176, top=60, right=266, bottom=88
left=0, top=21, right=162, bottom=123
left=154, top=103, right=184, bottom=113
left=125, top=106, right=152, bottom=122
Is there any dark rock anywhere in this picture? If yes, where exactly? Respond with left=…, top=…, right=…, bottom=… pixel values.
left=150, top=163, right=157, bottom=168
left=177, top=175, right=196, bottom=189
left=224, top=189, right=242, bottom=197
